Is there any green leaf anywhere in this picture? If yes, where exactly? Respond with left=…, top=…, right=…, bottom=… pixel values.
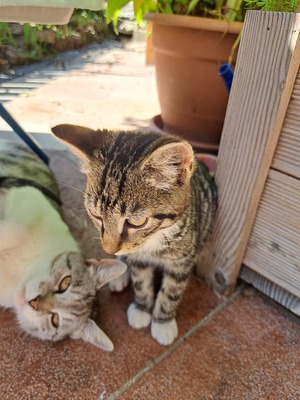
left=106, top=0, right=131, bottom=23
left=187, top=0, right=201, bottom=14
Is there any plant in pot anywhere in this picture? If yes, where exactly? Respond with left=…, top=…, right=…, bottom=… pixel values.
left=107, top=0, right=245, bottom=154
left=106, top=1, right=300, bottom=154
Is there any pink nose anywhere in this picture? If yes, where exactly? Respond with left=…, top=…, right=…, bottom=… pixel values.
left=29, top=296, right=40, bottom=311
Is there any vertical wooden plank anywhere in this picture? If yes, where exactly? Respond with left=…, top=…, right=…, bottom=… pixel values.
left=202, top=11, right=300, bottom=295
left=271, top=73, right=300, bottom=179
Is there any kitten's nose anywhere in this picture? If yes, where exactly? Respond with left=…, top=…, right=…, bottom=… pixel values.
left=29, top=296, right=40, bottom=311
left=102, top=236, right=122, bottom=255
left=103, top=244, right=121, bottom=255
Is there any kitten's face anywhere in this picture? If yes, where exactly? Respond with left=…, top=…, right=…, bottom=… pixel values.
left=51, top=125, right=195, bottom=257
left=14, top=252, right=126, bottom=350
left=84, top=172, right=188, bottom=256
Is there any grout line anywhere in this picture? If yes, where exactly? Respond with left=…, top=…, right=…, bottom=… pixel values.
left=106, top=285, right=244, bottom=400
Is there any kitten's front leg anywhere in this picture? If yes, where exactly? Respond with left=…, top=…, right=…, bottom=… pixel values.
left=151, top=270, right=189, bottom=345
left=127, top=264, right=154, bottom=329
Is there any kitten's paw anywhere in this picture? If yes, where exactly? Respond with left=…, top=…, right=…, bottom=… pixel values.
left=109, top=268, right=130, bottom=292
left=151, top=319, right=178, bottom=346
left=127, top=303, right=151, bottom=329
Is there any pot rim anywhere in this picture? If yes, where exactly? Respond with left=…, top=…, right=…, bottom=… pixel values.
left=150, top=114, right=220, bottom=152
left=144, top=13, right=243, bottom=34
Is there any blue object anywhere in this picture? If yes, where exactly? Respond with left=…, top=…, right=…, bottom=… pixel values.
left=219, top=63, right=234, bottom=93
left=0, top=103, right=49, bottom=165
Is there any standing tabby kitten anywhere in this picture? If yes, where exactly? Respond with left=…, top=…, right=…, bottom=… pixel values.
left=0, top=141, right=126, bottom=350
left=52, top=125, right=217, bottom=345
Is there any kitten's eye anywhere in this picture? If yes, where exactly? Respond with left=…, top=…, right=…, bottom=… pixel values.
left=58, top=275, right=72, bottom=293
left=90, top=212, right=104, bottom=235
left=127, top=216, right=148, bottom=228
left=51, top=313, right=59, bottom=328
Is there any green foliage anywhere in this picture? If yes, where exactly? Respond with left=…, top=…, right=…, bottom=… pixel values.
left=23, top=24, right=40, bottom=47
left=0, top=23, right=16, bottom=46
left=70, top=8, right=107, bottom=28
left=157, top=0, right=217, bottom=17
left=105, top=0, right=300, bottom=25
left=106, top=0, right=246, bottom=23
left=244, top=0, right=300, bottom=12
left=0, top=9, right=109, bottom=66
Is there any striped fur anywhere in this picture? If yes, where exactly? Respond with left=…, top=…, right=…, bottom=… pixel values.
left=0, top=141, right=60, bottom=210
left=0, top=141, right=126, bottom=350
left=52, top=125, right=217, bottom=345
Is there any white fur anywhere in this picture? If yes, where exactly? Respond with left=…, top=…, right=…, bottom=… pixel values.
left=151, top=319, right=178, bottom=345
left=0, top=186, right=128, bottom=350
left=141, top=142, right=194, bottom=190
left=0, top=187, right=79, bottom=308
left=127, top=303, right=151, bottom=329
left=109, top=266, right=131, bottom=292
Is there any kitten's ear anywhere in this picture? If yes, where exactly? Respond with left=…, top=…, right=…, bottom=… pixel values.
left=51, top=124, right=113, bottom=172
left=86, top=259, right=127, bottom=289
left=51, top=124, right=98, bottom=160
left=71, top=319, right=114, bottom=351
left=141, top=141, right=195, bottom=190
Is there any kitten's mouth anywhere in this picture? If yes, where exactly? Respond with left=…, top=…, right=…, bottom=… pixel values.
left=114, top=244, right=145, bottom=256
left=114, top=249, right=131, bottom=256
left=14, top=288, right=26, bottom=308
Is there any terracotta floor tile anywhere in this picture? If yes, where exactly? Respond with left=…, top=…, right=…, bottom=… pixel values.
left=0, top=276, right=221, bottom=400
left=121, top=291, right=300, bottom=400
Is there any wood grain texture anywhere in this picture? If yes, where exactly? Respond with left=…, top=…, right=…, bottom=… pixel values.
left=243, top=169, right=300, bottom=298
left=272, top=74, right=300, bottom=178
left=240, top=265, right=300, bottom=316
left=203, top=11, right=300, bottom=294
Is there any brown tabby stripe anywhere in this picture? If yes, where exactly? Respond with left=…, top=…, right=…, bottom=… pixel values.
left=0, top=177, right=62, bottom=206
left=99, top=132, right=179, bottom=208
left=0, top=141, right=60, bottom=203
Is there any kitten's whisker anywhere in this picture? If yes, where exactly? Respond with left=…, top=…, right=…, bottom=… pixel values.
left=55, top=181, right=86, bottom=195
left=87, top=236, right=100, bottom=242
left=62, top=204, right=87, bottom=212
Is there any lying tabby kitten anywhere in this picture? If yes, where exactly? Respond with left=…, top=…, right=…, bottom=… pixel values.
left=0, top=141, right=126, bottom=350
left=52, top=125, right=217, bottom=345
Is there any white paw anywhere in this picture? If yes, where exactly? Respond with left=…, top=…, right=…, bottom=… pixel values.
left=127, top=303, right=151, bottom=329
left=109, top=268, right=130, bottom=292
left=151, top=319, right=178, bottom=346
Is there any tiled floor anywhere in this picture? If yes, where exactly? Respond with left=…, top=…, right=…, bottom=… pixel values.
left=1, top=149, right=299, bottom=400
left=0, top=39, right=300, bottom=400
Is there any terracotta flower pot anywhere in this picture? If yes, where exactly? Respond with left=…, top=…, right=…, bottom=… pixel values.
left=145, top=13, right=243, bottom=153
